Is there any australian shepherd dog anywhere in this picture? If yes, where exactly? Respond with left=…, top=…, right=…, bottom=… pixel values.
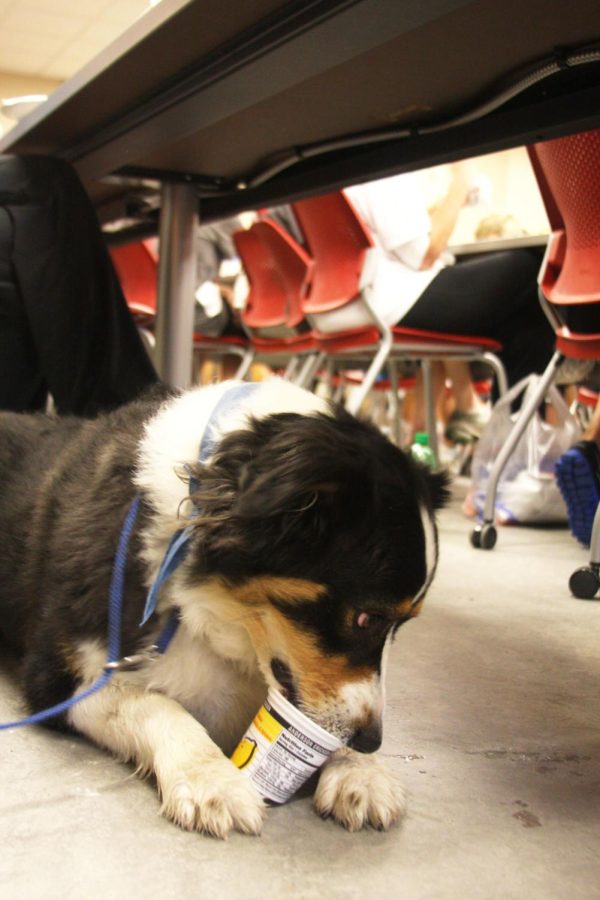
left=0, top=379, right=448, bottom=838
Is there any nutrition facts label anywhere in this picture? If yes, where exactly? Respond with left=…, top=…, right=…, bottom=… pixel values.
left=252, top=731, right=321, bottom=804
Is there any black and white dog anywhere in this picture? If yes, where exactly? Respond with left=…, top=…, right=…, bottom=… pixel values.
left=0, top=379, right=448, bottom=837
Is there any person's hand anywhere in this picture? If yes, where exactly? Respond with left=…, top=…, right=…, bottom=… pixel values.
left=422, top=160, right=477, bottom=267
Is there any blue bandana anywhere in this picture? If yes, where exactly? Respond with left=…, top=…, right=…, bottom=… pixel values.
left=140, top=382, right=261, bottom=626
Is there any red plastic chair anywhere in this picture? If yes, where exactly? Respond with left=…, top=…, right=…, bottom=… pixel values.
left=473, top=129, right=600, bottom=584
left=233, top=220, right=318, bottom=379
left=109, top=238, right=252, bottom=378
left=109, top=240, right=158, bottom=329
left=531, top=132, right=600, bottom=360
left=292, top=191, right=506, bottom=450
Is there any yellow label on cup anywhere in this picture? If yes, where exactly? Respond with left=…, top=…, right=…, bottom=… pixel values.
left=253, top=705, right=283, bottom=743
left=231, top=737, right=258, bottom=769
left=231, top=705, right=282, bottom=769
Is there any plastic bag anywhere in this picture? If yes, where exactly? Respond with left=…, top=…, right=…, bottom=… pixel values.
left=467, top=375, right=582, bottom=524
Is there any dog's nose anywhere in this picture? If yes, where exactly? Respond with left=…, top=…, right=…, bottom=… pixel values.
left=348, top=720, right=382, bottom=754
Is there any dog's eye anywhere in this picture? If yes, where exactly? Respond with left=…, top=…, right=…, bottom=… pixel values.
left=354, top=611, right=387, bottom=631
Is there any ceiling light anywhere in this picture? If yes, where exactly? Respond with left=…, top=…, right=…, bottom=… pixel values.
left=1, top=95, right=48, bottom=121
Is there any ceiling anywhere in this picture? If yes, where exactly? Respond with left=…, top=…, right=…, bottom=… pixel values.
left=0, top=0, right=154, bottom=82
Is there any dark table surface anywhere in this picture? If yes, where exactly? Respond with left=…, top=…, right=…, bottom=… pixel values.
left=2, top=0, right=600, bottom=230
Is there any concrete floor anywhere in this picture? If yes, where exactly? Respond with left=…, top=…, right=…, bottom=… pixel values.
left=1, top=478, right=599, bottom=900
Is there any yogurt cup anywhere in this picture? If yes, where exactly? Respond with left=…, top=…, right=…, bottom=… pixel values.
left=231, top=688, right=343, bottom=805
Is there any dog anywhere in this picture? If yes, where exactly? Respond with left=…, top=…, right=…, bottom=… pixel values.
left=0, top=378, right=448, bottom=838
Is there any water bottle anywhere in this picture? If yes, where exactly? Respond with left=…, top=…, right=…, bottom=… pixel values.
left=410, top=432, right=436, bottom=469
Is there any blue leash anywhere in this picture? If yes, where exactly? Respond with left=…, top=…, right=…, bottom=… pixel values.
left=0, top=494, right=142, bottom=730
left=0, top=381, right=260, bottom=731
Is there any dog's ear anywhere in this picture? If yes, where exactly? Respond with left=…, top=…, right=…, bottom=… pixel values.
left=236, top=469, right=344, bottom=519
left=235, top=461, right=357, bottom=542
left=186, top=418, right=356, bottom=554
left=186, top=432, right=356, bottom=577
left=426, top=468, right=452, bottom=510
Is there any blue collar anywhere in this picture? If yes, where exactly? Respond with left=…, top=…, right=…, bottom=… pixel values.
left=140, top=382, right=260, bottom=626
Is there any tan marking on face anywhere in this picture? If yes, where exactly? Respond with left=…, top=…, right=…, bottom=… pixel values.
left=189, top=579, right=384, bottom=733
left=230, top=576, right=326, bottom=607
left=242, top=606, right=372, bottom=704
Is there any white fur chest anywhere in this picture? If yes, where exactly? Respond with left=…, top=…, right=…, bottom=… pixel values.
left=125, top=379, right=331, bottom=754
left=138, top=625, right=267, bottom=755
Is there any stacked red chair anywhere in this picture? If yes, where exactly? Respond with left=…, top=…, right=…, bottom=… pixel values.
left=292, top=191, right=507, bottom=458
left=109, top=238, right=252, bottom=379
left=233, top=220, right=319, bottom=382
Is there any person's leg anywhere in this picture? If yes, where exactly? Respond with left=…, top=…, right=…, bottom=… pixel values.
left=442, top=359, right=491, bottom=443
left=405, top=360, right=491, bottom=443
left=443, top=360, right=485, bottom=412
left=401, top=249, right=555, bottom=388
left=0, top=155, right=159, bottom=415
left=410, top=360, right=445, bottom=433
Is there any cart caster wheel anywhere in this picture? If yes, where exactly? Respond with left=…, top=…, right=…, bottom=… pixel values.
left=569, top=566, right=600, bottom=600
left=470, top=523, right=497, bottom=550
left=480, top=523, right=497, bottom=549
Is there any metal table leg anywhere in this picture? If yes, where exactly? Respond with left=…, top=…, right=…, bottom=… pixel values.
left=154, top=182, right=198, bottom=388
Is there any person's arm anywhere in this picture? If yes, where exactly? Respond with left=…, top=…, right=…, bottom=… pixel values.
left=420, top=162, right=472, bottom=269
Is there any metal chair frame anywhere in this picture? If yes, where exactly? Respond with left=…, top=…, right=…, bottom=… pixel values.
left=471, top=131, right=600, bottom=602
left=292, top=192, right=507, bottom=457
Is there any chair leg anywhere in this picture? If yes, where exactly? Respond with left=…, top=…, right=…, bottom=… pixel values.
left=283, top=356, right=301, bottom=381
left=234, top=348, right=255, bottom=380
left=333, top=373, right=346, bottom=404
left=480, top=351, right=508, bottom=396
left=296, top=352, right=325, bottom=389
left=475, top=350, right=563, bottom=540
left=421, top=359, right=439, bottom=465
left=387, top=361, right=401, bottom=445
left=346, top=336, right=393, bottom=416
left=319, top=358, right=335, bottom=400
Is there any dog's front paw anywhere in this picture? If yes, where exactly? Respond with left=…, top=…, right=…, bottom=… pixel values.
left=314, top=747, right=406, bottom=832
left=160, top=758, right=265, bottom=838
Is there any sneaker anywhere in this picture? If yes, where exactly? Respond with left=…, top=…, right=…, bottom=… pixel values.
left=444, top=408, right=490, bottom=444
left=554, top=440, right=600, bottom=546
left=554, top=358, right=595, bottom=385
